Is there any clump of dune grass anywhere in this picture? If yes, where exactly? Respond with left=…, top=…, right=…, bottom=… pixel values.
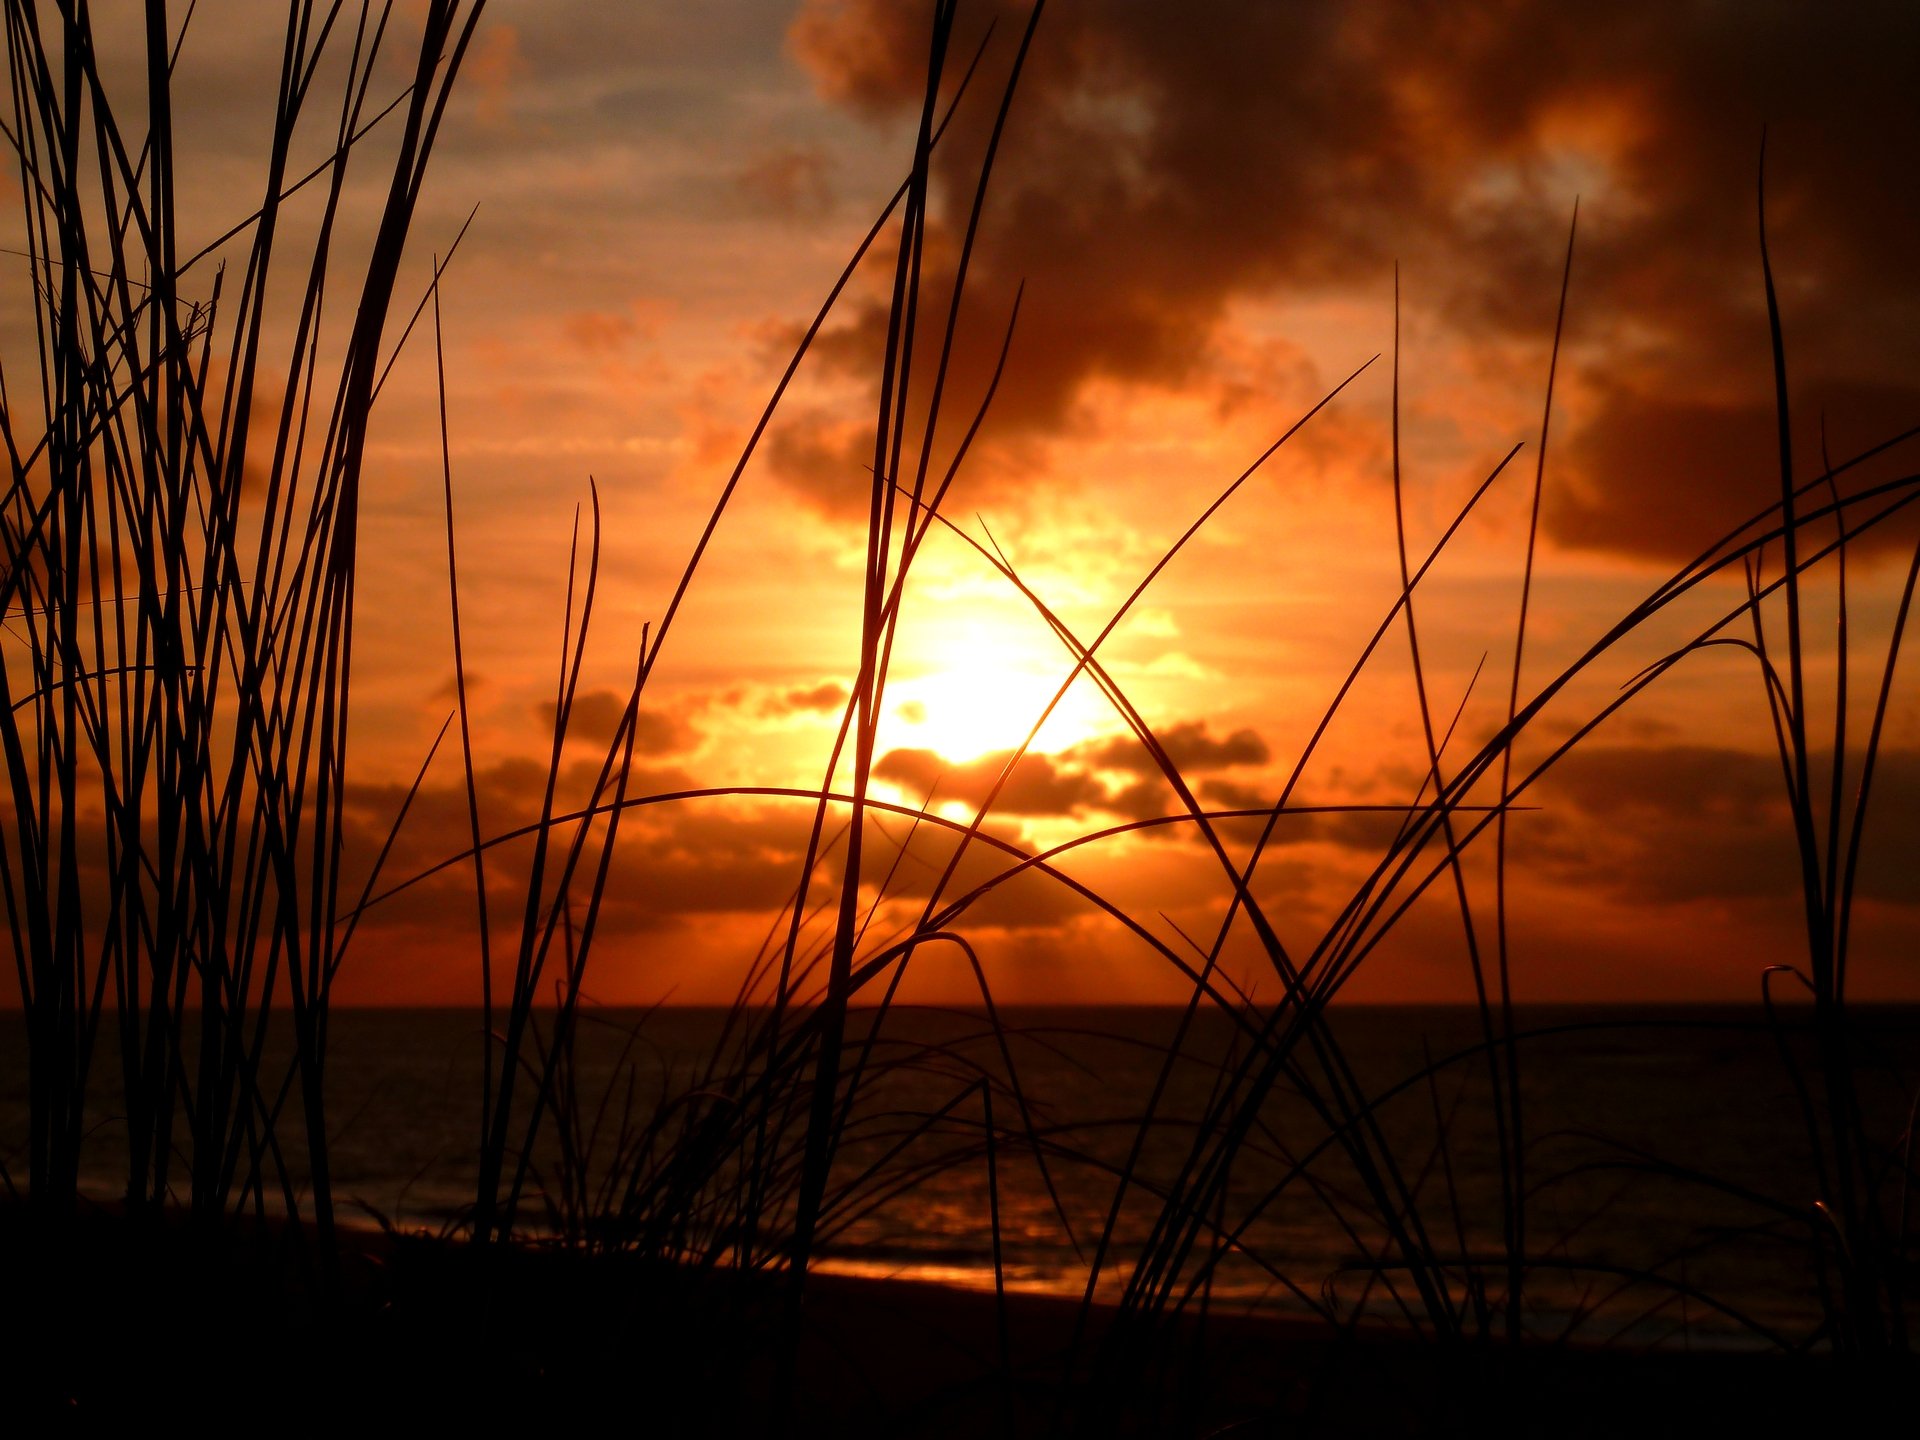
left=0, top=0, right=486, bottom=1244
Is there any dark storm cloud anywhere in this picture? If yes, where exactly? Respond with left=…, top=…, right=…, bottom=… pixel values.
left=788, top=0, right=1920, bottom=560
left=873, top=722, right=1273, bottom=832
left=1074, top=721, right=1270, bottom=777
left=1059, top=721, right=1282, bottom=833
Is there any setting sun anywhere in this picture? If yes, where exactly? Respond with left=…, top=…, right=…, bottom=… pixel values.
left=879, top=617, right=1113, bottom=764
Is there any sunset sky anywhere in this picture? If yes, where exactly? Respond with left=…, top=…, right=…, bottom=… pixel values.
left=12, top=1, right=1920, bottom=1006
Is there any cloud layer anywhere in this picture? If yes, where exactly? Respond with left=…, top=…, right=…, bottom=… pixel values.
left=788, top=1, right=1920, bottom=559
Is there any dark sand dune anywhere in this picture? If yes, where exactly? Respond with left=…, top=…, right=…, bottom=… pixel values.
left=3, top=1206, right=1905, bottom=1436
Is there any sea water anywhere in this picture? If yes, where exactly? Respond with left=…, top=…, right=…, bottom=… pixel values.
left=4, top=1003, right=1915, bottom=1348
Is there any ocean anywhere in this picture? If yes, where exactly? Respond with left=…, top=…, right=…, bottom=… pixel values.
left=5, top=1003, right=1915, bottom=1349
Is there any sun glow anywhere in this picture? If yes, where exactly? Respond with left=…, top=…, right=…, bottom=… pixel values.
left=881, top=620, right=1111, bottom=764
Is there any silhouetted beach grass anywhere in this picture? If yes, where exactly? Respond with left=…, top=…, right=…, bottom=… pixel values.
left=4, top=1, right=1920, bottom=1433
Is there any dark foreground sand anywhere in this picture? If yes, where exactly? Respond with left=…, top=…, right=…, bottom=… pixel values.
left=1, top=1204, right=1908, bottom=1436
